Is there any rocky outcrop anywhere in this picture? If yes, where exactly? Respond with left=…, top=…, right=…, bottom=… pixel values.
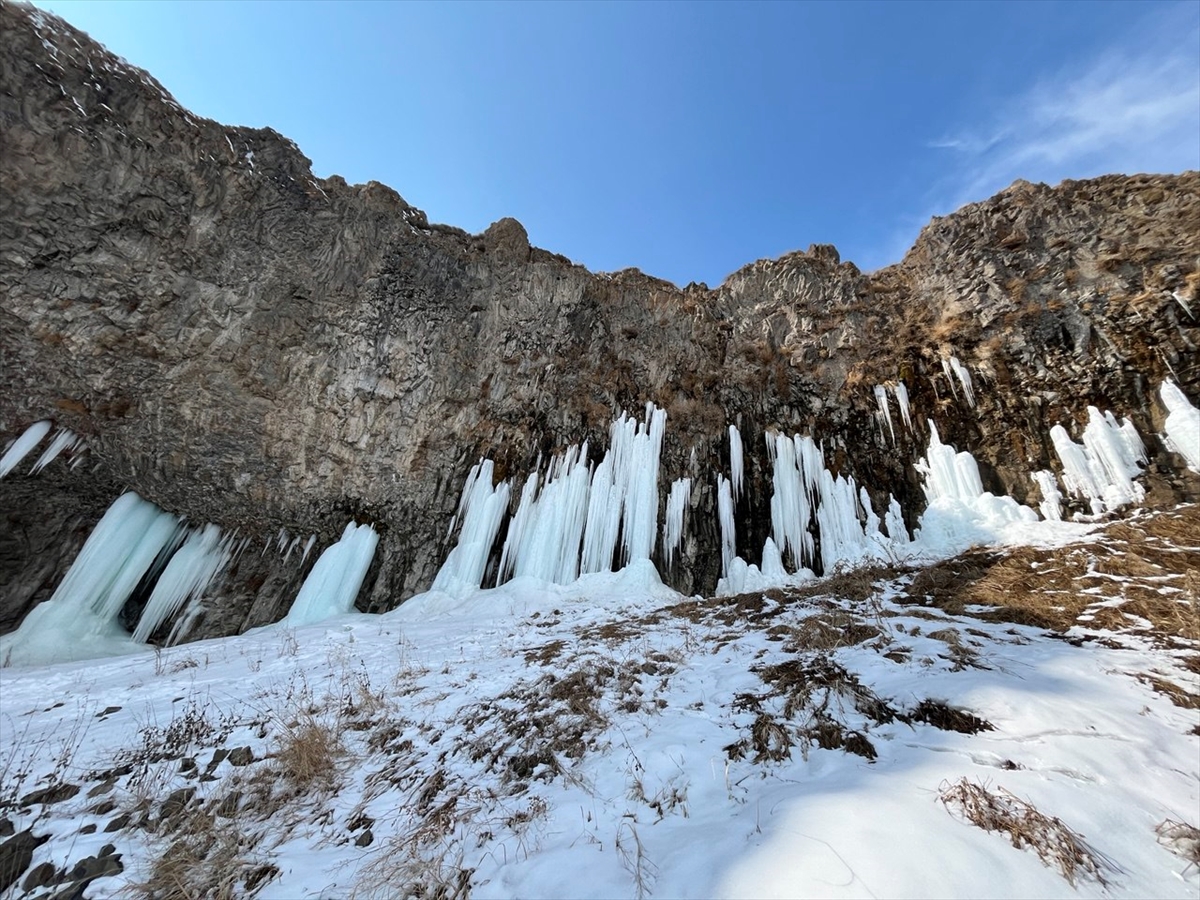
left=2, top=3, right=1198, bottom=641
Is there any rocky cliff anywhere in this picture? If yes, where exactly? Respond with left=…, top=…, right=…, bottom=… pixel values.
left=2, top=2, right=1198, bottom=643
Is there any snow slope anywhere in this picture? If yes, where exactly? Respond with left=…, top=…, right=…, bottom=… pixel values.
left=1, top=515, right=1197, bottom=899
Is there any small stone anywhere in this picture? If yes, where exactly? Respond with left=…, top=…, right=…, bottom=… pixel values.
left=103, top=813, right=130, bottom=833
left=227, top=746, right=254, bottom=766
left=0, top=830, right=49, bottom=894
left=22, top=861, right=58, bottom=892
left=354, top=828, right=374, bottom=847
left=20, top=783, right=80, bottom=806
left=88, top=799, right=116, bottom=816
left=86, top=779, right=116, bottom=799
left=79, top=824, right=96, bottom=835
left=159, top=787, right=196, bottom=820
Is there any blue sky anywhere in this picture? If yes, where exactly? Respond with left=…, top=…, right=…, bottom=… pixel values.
left=31, top=0, right=1200, bottom=286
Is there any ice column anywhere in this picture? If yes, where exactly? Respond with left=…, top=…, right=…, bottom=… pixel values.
left=914, top=421, right=1037, bottom=548
left=284, top=522, right=379, bottom=626
left=1160, top=380, right=1200, bottom=471
left=433, top=459, right=512, bottom=594
left=728, top=425, right=744, bottom=500
left=496, top=445, right=591, bottom=585
left=662, top=477, right=691, bottom=568
left=1050, top=407, right=1146, bottom=514
left=0, top=421, right=52, bottom=478
left=893, top=382, right=913, bottom=432
left=716, top=475, right=737, bottom=577
left=1031, top=470, right=1063, bottom=521
left=874, top=385, right=896, bottom=443
left=765, top=432, right=816, bottom=571
left=132, top=524, right=233, bottom=643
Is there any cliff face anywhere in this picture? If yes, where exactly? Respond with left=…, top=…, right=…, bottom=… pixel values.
left=2, top=3, right=1198, bottom=641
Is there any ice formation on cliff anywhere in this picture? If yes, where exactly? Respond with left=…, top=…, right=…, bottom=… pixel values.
left=433, top=459, right=511, bottom=595
left=716, top=474, right=737, bottom=577
left=0, top=420, right=51, bottom=478
left=30, top=428, right=81, bottom=474
left=1050, top=407, right=1146, bottom=515
left=1160, top=380, right=1199, bottom=470
left=728, top=425, right=744, bottom=500
left=283, top=522, right=379, bottom=627
left=662, top=477, right=691, bottom=568
left=0, top=492, right=183, bottom=665
left=874, top=385, right=895, bottom=443
left=131, top=524, right=234, bottom=643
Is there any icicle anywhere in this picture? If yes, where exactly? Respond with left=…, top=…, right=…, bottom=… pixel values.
left=435, top=459, right=512, bottom=594
left=284, top=522, right=379, bottom=626
left=132, top=525, right=232, bottom=643
left=944, top=356, right=976, bottom=408
left=300, top=534, right=317, bottom=563
left=29, top=428, right=81, bottom=474
left=913, top=421, right=1037, bottom=548
left=494, top=445, right=590, bottom=585
left=662, top=478, right=691, bottom=568
left=276, top=528, right=289, bottom=553
left=716, top=475, right=737, bottom=578
left=283, top=535, right=302, bottom=563
left=884, top=494, right=910, bottom=544
left=893, top=382, right=913, bottom=432
left=0, top=421, right=52, bottom=478
left=871, top=387, right=893, bottom=445
left=0, top=492, right=183, bottom=666
left=1160, top=380, right=1200, bottom=471
left=728, top=425, right=744, bottom=500
left=580, top=404, right=666, bottom=574
left=1172, top=289, right=1194, bottom=319
left=1050, top=407, right=1146, bottom=514
left=1031, top=470, right=1063, bottom=521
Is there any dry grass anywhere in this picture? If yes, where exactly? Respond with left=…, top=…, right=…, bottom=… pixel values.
left=904, top=505, right=1200, bottom=643
left=129, top=807, right=275, bottom=900
left=274, top=715, right=344, bottom=788
left=939, top=778, right=1111, bottom=887
left=1156, top=819, right=1200, bottom=869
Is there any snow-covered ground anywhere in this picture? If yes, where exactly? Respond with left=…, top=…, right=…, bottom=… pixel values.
left=1, top=516, right=1197, bottom=899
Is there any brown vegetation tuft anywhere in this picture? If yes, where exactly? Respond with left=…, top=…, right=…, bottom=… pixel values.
left=939, top=779, right=1111, bottom=887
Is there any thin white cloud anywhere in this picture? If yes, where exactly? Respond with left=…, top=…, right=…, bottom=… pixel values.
left=932, top=4, right=1200, bottom=214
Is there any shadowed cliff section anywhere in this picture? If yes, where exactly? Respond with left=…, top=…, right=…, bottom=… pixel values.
left=1, top=2, right=1198, bottom=640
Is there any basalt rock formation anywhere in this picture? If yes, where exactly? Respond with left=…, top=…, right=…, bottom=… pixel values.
left=2, top=2, right=1198, bottom=643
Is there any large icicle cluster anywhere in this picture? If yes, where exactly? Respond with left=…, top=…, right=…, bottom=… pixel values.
left=284, top=522, right=379, bottom=627
left=433, top=404, right=669, bottom=595
left=433, top=460, right=512, bottom=595
left=914, top=422, right=1037, bottom=547
left=661, top=478, right=691, bottom=568
left=0, top=493, right=183, bottom=665
left=132, top=524, right=235, bottom=643
left=1050, top=407, right=1146, bottom=515
left=1159, top=380, right=1199, bottom=471
left=499, top=447, right=591, bottom=585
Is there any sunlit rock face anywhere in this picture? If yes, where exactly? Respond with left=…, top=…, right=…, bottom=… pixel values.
left=2, top=3, right=1198, bottom=644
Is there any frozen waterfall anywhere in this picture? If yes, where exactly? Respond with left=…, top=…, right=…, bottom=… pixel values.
left=1160, top=380, right=1199, bottom=471
left=283, top=522, right=379, bottom=627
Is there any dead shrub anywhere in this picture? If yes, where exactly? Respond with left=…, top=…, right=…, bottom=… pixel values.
left=275, top=716, right=343, bottom=788
left=130, top=807, right=275, bottom=900
left=939, top=779, right=1111, bottom=887
left=1156, top=819, right=1200, bottom=868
